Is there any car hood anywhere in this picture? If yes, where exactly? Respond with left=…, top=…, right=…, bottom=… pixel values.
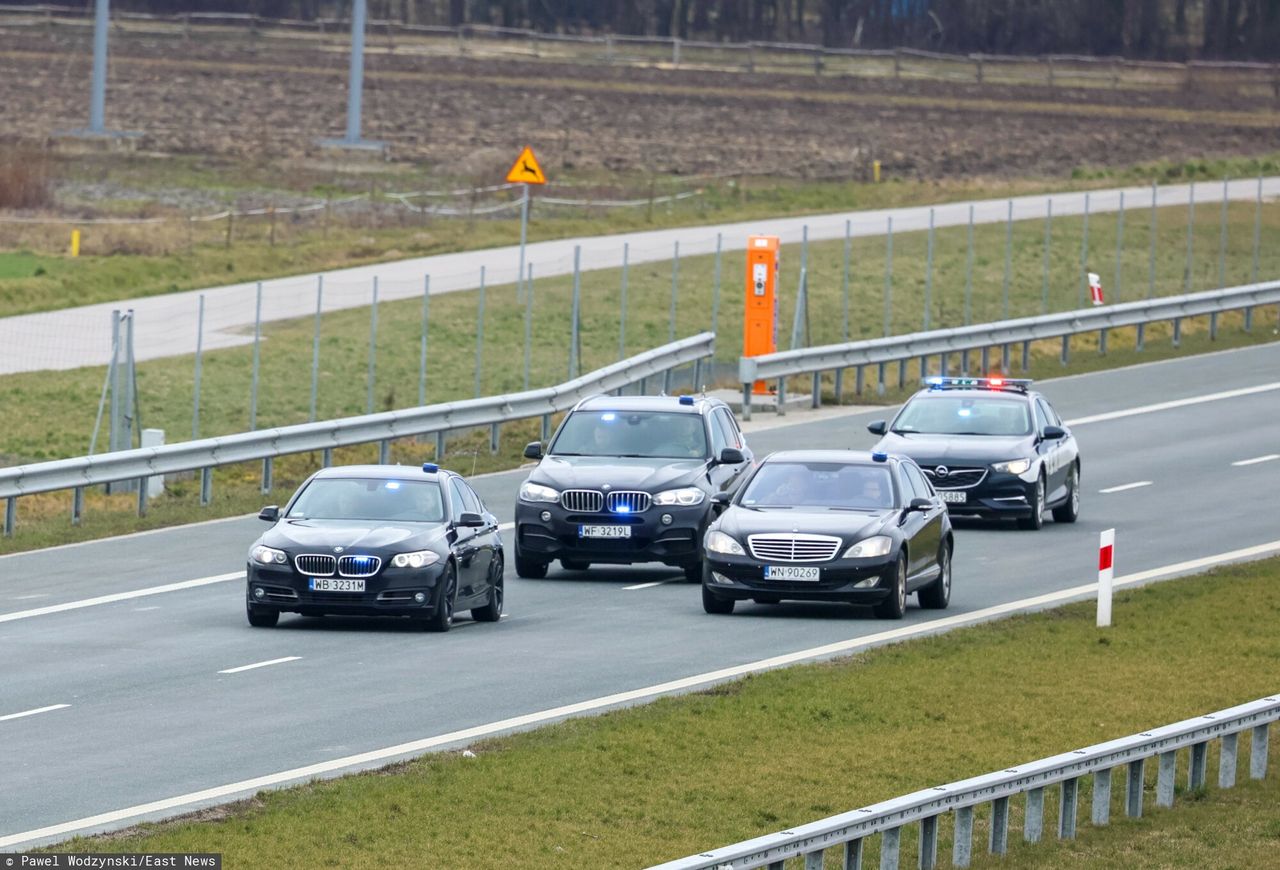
left=873, top=432, right=1033, bottom=466
left=717, top=506, right=892, bottom=544
left=261, top=519, right=446, bottom=552
left=530, top=456, right=709, bottom=492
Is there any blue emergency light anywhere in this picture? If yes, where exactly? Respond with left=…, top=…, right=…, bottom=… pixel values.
left=871, top=451, right=889, bottom=463
left=422, top=463, right=439, bottom=474
left=678, top=395, right=695, bottom=406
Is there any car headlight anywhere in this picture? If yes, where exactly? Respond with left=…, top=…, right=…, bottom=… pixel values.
left=392, top=550, right=441, bottom=569
left=842, top=536, right=893, bottom=559
left=653, top=487, right=705, bottom=507
left=704, top=530, right=745, bottom=556
left=251, top=545, right=287, bottom=565
left=992, top=458, right=1032, bottom=475
left=519, top=481, right=560, bottom=503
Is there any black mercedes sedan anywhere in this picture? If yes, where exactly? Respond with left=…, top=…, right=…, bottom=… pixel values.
left=867, top=377, right=1081, bottom=530
left=245, top=463, right=504, bottom=632
left=514, top=394, right=753, bottom=581
left=701, top=450, right=953, bottom=619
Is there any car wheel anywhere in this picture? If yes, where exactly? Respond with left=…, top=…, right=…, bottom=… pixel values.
left=1017, top=473, right=1046, bottom=531
left=246, top=601, right=279, bottom=628
left=1052, top=463, right=1081, bottom=524
left=425, top=563, right=457, bottom=633
left=702, top=582, right=735, bottom=615
left=514, top=548, right=548, bottom=579
left=472, top=554, right=504, bottom=623
left=873, top=553, right=907, bottom=620
left=560, top=559, right=590, bottom=571
left=918, top=541, right=952, bottom=610
left=752, top=596, right=781, bottom=605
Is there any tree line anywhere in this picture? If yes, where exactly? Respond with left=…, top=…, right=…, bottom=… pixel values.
left=25, top=1, right=1280, bottom=60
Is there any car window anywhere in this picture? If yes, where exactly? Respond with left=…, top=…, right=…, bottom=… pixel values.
left=286, top=478, right=444, bottom=522
left=892, top=395, right=1032, bottom=436
left=902, top=463, right=933, bottom=500
left=549, top=410, right=708, bottom=459
left=448, top=478, right=468, bottom=519
left=458, top=480, right=483, bottom=514
left=1037, top=397, right=1062, bottom=427
left=1032, top=400, right=1050, bottom=432
left=714, top=409, right=742, bottom=449
left=740, top=462, right=894, bottom=510
left=709, top=411, right=731, bottom=454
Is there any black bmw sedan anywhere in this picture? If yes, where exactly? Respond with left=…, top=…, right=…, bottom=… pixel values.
left=701, top=450, right=953, bottom=619
left=245, top=464, right=504, bottom=632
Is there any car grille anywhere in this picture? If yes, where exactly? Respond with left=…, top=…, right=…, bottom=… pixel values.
left=338, top=555, right=382, bottom=577
left=295, top=554, right=336, bottom=576
left=605, top=491, right=651, bottom=513
left=747, top=534, right=842, bottom=563
left=561, top=489, right=604, bottom=512
left=922, top=467, right=987, bottom=489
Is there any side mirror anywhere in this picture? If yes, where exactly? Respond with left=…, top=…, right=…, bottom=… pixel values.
left=712, top=491, right=732, bottom=506
left=717, top=447, right=745, bottom=465
left=523, top=441, right=543, bottom=460
left=457, top=511, right=486, bottom=528
left=867, top=420, right=887, bottom=436
left=258, top=505, right=280, bottom=522
left=907, top=497, right=932, bottom=512
left=1042, top=425, right=1066, bottom=440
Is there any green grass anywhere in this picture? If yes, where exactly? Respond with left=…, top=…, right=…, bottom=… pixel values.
left=45, top=557, right=1280, bottom=868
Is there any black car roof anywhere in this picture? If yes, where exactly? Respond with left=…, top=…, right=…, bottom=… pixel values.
left=574, top=394, right=723, bottom=414
left=311, top=464, right=448, bottom=481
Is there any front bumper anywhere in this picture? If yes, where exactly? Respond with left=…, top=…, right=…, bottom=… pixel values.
left=246, top=561, right=447, bottom=616
left=514, top=500, right=708, bottom=566
left=704, top=553, right=896, bottom=603
left=937, top=472, right=1036, bottom=519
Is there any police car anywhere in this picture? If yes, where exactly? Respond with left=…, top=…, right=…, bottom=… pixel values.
left=867, top=377, right=1080, bottom=530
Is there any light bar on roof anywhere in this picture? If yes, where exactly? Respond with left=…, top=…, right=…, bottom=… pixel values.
left=922, top=376, right=1032, bottom=393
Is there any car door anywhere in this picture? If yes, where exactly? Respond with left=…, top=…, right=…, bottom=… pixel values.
left=706, top=409, right=751, bottom=493
left=448, top=477, right=483, bottom=597
left=900, top=462, right=944, bottom=587
left=459, top=479, right=496, bottom=601
left=1033, top=397, right=1070, bottom=502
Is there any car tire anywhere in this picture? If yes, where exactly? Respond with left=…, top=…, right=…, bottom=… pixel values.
left=246, top=602, right=279, bottom=628
left=425, top=563, right=457, bottom=633
left=560, top=559, right=590, bottom=571
left=1017, top=473, right=1046, bottom=531
left=873, top=554, right=907, bottom=620
left=1052, top=463, right=1081, bottom=524
left=472, top=554, right=504, bottom=623
left=702, top=582, right=735, bottom=615
left=514, top=548, right=548, bottom=579
left=917, top=541, right=952, bottom=610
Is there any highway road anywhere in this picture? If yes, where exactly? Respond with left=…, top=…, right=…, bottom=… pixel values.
left=2, top=343, right=1279, bottom=848
left=2, top=177, right=1277, bottom=375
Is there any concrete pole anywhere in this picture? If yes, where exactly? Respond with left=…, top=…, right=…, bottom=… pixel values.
left=345, top=0, right=369, bottom=144
left=89, top=0, right=109, bottom=133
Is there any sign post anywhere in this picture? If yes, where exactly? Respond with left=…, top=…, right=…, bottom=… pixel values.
left=505, top=146, right=547, bottom=303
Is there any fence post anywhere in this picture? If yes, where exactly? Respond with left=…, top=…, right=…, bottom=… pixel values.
left=192, top=294, right=204, bottom=440
left=1002, top=199, right=1013, bottom=319
left=310, top=276, right=323, bottom=421
left=923, top=207, right=935, bottom=331
left=366, top=277, right=378, bottom=414
left=249, top=281, right=263, bottom=430
left=474, top=265, right=486, bottom=398
left=419, top=275, right=430, bottom=405
left=711, top=232, right=723, bottom=337
left=1218, top=177, right=1229, bottom=290
left=1079, top=192, right=1091, bottom=308
left=1041, top=198, right=1053, bottom=314
left=1114, top=190, right=1125, bottom=303
left=619, top=243, right=629, bottom=360
left=1184, top=179, right=1196, bottom=293
left=837, top=219, right=851, bottom=401
left=523, top=263, right=535, bottom=390
left=1251, top=175, right=1262, bottom=287
left=883, top=216, right=894, bottom=337
left=669, top=240, right=679, bottom=344
left=1148, top=180, right=1158, bottom=299
left=974, top=53, right=983, bottom=84
left=964, top=204, right=974, bottom=324
left=569, top=245, right=582, bottom=378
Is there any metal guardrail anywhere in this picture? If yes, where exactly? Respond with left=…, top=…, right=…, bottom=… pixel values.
left=0, top=333, right=714, bottom=535
left=738, top=280, right=1280, bottom=419
left=651, top=694, right=1278, bottom=870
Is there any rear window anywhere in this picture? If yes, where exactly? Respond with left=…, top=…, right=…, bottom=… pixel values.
left=892, top=396, right=1032, bottom=436
left=287, top=478, right=445, bottom=522
left=550, top=410, right=708, bottom=459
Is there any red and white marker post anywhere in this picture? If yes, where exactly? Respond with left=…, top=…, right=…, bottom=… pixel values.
left=1089, top=272, right=1105, bottom=306
left=1097, top=528, right=1116, bottom=627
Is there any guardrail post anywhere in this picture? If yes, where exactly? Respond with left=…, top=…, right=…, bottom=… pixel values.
left=1091, top=767, right=1112, bottom=825
left=952, top=805, right=974, bottom=867
left=1059, top=777, right=1078, bottom=839
left=961, top=349, right=970, bottom=375
left=200, top=467, right=212, bottom=506
left=989, top=796, right=1009, bottom=854
left=72, top=487, right=84, bottom=526
left=880, top=825, right=901, bottom=870
left=379, top=439, right=390, bottom=464
left=1156, top=750, right=1177, bottom=807
left=262, top=457, right=273, bottom=494
left=856, top=365, right=865, bottom=396
left=1190, top=740, right=1208, bottom=789
left=436, top=431, right=446, bottom=460
left=541, top=415, right=551, bottom=442
left=1220, top=731, right=1239, bottom=788
left=741, top=384, right=752, bottom=421
left=1172, top=318, right=1182, bottom=347
left=777, top=378, right=787, bottom=415
left=803, top=848, right=823, bottom=869
left=4, top=496, right=14, bottom=536
left=897, top=359, right=907, bottom=391
left=1126, top=758, right=1145, bottom=817
left=919, top=815, right=938, bottom=869
left=940, top=353, right=949, bottom=377
left=1136, top=322, right=1145, bottom=351
left=980, top=347, right=990, bottom=373
left=1060, top=336, right=1070, bottom=365
left=1001, top=344, right=1010, bottom=371
left=322, top=447, right=333, bottom=468
left=1098, top=329, right=1108, bottom=355
left=812, top=372, right=821, bottom=408
left=1024, top=787, right=1044, bottom=842
left=490, top=422, right=500, bottom=454
left=844, top=837, right=865, bottom=869
left=1251, top=723, right=1270, bottom=779
left=1020, top=340, right=1030, bottom=371
left=877, top=362, right=886, bottom=396
left=1209, top=311, right=1218, bottom=340
left=136, top=479, right=147, bottom=517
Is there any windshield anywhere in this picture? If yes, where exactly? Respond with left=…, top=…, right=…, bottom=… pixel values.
left=892, top=396, right=1032, bottom=436
left=740, top=462, right=895, bottom=510
left=550, top=410, right=708, bottom=459
left=287, top=478, right=445, bottom=522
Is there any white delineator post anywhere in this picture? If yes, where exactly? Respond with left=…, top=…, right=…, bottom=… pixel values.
left=1097, top=528, right=1116, bottom=627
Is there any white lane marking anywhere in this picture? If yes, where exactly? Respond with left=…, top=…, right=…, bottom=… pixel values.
left=12, top=594, right=48, bottom=600
left=7, top=537, right=1278, bottom=850
left=0, top=573, right=244, bottom=624
left=1065, top=381, right=1280, bottom=427
left=622, top=580, right=672, bottom=591
left=1099, top=481, right=1154, bottom=494
left=0, top=512, right=254, bottom=561
left=133, top=606, right=161, bottom=612
left=0, top=704, right=70, bottom=723
left=1232, top=454, right=1280, bottom=467
left=218, top=656, right=301, bottom=675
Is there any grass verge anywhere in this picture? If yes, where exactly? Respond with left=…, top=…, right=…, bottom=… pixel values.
left=44, top=557, right=1280, bottom=868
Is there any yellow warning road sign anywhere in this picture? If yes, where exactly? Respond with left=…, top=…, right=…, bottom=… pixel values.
left=505, top=146, right=547, bottom=185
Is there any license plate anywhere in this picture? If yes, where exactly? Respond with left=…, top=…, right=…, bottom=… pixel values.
left=309, top=577, right=366, bottom=592
left=764, top=565, right=820, bottom=581
left=579, top=524, right=632, bottom=539
left=939, top=490, right=967, bottom=504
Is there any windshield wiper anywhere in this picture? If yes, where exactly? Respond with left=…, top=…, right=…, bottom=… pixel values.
left=889, top=427, right=913, bottom=435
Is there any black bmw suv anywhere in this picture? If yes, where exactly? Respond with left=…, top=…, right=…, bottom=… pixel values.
left=514, top=395, right=754, bottom=580
left=868, top=377, right=1081, bottom=530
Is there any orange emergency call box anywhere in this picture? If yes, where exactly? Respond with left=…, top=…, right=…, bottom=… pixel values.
left=744, top=235, right=780, bottom=394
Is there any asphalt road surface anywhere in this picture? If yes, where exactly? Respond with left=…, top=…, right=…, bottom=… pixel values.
left=2, top=343, right=1279, bottom=847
